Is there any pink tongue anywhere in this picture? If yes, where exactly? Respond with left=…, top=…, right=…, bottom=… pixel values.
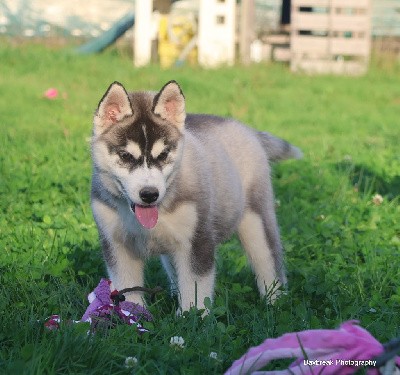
left=135, top=205, right=158, bottom=229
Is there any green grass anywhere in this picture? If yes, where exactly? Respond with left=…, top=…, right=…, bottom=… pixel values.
left=1, top=41, right=400, bottom=374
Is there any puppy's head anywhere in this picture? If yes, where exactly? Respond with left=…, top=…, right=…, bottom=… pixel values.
left=91, top=81, right=186, bottom=229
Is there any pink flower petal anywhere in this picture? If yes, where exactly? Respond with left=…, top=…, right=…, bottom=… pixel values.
left=44, top=88, right=58, bottom=99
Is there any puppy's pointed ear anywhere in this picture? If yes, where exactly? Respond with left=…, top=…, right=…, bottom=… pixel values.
left=153, top=80, right=185, bottom=129
left=94, top=82, right=133, bottom=131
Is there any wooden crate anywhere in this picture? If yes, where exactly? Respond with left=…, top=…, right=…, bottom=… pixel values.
left=291, top=0, right=371, bottom=75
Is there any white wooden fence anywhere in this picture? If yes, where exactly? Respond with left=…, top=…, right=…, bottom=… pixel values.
left=291, top=0, right=371, bottom=75
left=373, top=0, right=400, bottom=37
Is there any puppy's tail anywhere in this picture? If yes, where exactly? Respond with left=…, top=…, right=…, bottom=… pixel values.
left=257, top=132, right=303, bottom=162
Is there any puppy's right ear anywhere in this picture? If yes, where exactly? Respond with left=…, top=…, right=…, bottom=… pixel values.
left=93, top=82, right=133, bottom=132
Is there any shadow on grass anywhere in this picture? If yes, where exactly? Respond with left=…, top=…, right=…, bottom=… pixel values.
left=336, top=161, right=400, bottom=200
left=66, top=240, right=105, bottom=282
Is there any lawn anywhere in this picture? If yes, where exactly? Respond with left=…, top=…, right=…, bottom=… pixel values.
left=0, top=41, right=399, bottom=374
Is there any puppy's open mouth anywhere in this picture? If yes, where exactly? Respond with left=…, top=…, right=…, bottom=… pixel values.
left=130, top=203, right=158, bottom=229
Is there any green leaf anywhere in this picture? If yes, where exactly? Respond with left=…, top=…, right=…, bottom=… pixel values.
left=216, top=322, right=226, bottom=333
left=203, top=297, right=212, bottom=310
left=42, top=215, right=52, bottom=225
left=20, top=343, right=34, bottom=362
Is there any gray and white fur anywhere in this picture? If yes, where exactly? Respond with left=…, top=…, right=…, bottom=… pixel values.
left=90, top=80, right=302, bottom=312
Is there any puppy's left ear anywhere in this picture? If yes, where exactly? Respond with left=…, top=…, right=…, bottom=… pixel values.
left=153, top=80, right=185, bottom=129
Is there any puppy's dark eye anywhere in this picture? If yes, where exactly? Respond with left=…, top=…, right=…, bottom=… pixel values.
left=157, top=149, right=169, bottom=161
left=118, top=151, right=136, bottom=163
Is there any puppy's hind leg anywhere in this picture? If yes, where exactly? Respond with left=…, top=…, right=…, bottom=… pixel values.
left=160, top=254, right=178, bottom=296
left=237, top=208, right=286, bottom=302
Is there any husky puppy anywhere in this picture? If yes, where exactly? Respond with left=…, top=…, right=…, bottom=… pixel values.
left=91, top=81, right=301, bottom=312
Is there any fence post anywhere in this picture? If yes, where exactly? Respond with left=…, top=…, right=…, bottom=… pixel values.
left=134, top=0, right=153, bottom=67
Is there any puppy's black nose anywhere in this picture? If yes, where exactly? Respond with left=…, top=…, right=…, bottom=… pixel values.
left=139, top=187, right=159, bottom=204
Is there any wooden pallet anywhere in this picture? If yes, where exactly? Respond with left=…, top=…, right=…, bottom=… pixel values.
left=372, top=0, right=400, bottom=37
left=291, top=0, right=371, bottom=75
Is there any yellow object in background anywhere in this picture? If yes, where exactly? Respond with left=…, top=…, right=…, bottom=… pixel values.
left=158, top=14, right=197, bottom=68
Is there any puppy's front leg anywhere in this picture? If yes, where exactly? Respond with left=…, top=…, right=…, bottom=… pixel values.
left=92, top=198, right=145, bottom=305
left=101, top=236, right=145, bottom=305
